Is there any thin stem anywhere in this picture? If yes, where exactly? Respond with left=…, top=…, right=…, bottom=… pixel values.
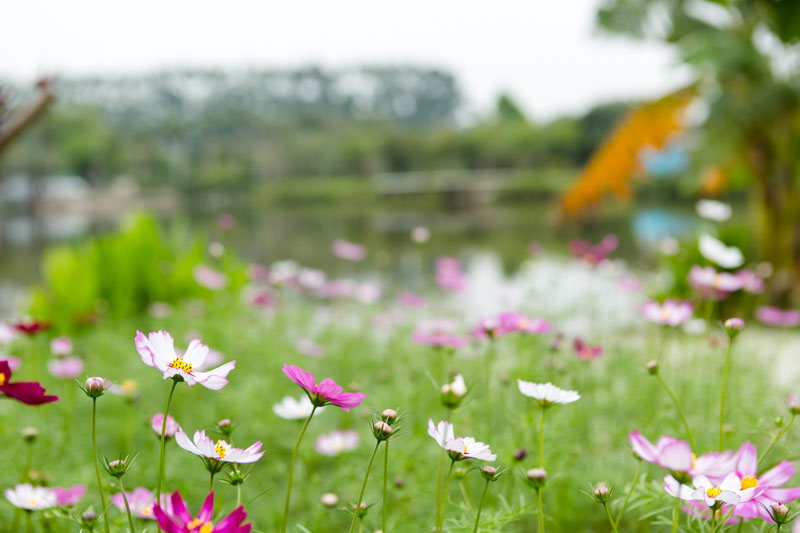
left=92, top=399, right=111, bottom=533
left=434, top=409, right=451, bottom=528
left=614, top=460, right=642, bottom=528
left=656, top=373, right=696, bottom=450
left=719, top=337, right=733, bottom=450
left=209, top=471, right=215, bottom=493
left=236, top=484, right=241, bottom=508
left=473, top=480, right=490, bottom=533
left=536, top=488, right=545, bottom=533
left=603, top=503, right=618, bottom=533
left=23, top=442, right=33, bottom=482
left=458, top=481, right=473, bottom=513
left=671, top=497, right=679, bottom=533
left=280, top=405, right=317, bottom=533
left=760, top=414, right=796, bottom=463
left=438, top=461, right=455, bottom=532
left=156, top=380, right=179, bottom=504
left=349, top=441, right=382, bottom=533
left=25, top=511, right=33, bottom=533
left=382, top=439, right=389, bottom=532
left=539, top=408, right=546, bottom=467
left=710, top=508, right=717, bottom=533
left=118, top=477, right=136, bottom=533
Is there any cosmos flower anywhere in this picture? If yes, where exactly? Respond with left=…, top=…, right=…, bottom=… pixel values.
left=427, top=419, right=496, bottom=462
left=135, top=331, right=235, bottom=390
left=517, top=380, right=580, bottom=406
left=282, top=364, right=364, bottom=412
left=435, top=257, right=466, bottom=292
left=151, top=413, right=181, bottom=438
left=110, top=488, right=165, bottom=520
left=175, top=429, right=265, bottom=464
left=273, top=395, right=324, bottom=420
left=396, top=291, right=426, bottom=309
left=497, top=312, right=552, bottom=335
left=0, top=322, right=18, bottom=344
left=269, top=260, right=299, bottom=286
left=52, top=485, right=86, bottom=507
left=217, top=213, right=236, bottom=230
left=688, top=266, right=743, bottom=300
left=50, top=336, right=72, bottom=356
left=0, top=356, right=21, bottom=372
left=314, top=430, right=360, bottom=456
left=411, top=226, right=430, bottom=243
left=640, top=300, right=694, bottom=326
left=193, top=265, right=228, bottom=291
left=735, top=269, right=764, bottom=294
left=0, top=360, right=58, bottom=405
left=154, top=491, right=250, bottom=533
left=698, top=234, right=744, bottom=269
left=47, top=357, right=84, bottom=379
left=295, top=339, right=326, bottom=359
left=665, top=473, right=754, bottom=507
left=13, top=318, right=50, bottom=336
left=573, top=338, right=604, bottom=360
left=628, top=431, right=737, bottom=479
left=696, top=199, right=732, bottom=222
left=568, top=234, right=618, bottom=265
left=296, top=268, right=326, bottom=291
left=5, top=484, right=56, bottom=510
left=332, top=239, right=366, bottom=261
left=755, top=306, right=800, bottom=328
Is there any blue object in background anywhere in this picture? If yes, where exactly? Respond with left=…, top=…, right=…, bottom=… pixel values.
left=632, top=208, right=695, bottom=245
left=640, top=143, right=689, bottom=177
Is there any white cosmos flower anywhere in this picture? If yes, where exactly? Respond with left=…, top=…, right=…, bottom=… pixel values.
left=175, top=429, right=264, bottom=464
left=272, top=395, right=325, bottom=420
left=314, top=430, right=359, bottom=456
left=665, top=473, right=756, bottom=507
left=135, top=331, right=236, bottom=390
left=427, top=419, right=496, bottom=461
left=517, top=380, right=580, bottom=406
left=696, top=199, right=732, bottom=222
left=699, top=234, right=744, bottom=269
left=5, top=484, right=57, bottom=510
left=428, top=419, right=455, bottom=447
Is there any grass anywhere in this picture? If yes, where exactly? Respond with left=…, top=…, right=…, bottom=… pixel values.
left=0, top=285, right=794, bottom=532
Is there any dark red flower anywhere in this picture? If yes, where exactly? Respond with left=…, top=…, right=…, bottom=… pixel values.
left=13, top=319, right=50, bottom=336
left=0, top=361, right=58, bottom=405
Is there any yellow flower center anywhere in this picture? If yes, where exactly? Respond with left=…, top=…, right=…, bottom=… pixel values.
left=691, top=453, right=697, bottom=470
left=215, top=440, right=227, bottom=459
left=140, top=507, right=152, bottom=516
left=464, top=444, right=468, bottom=454
left=28, top=498, right=37, bottom=507
left=168, top=357, right=193, bottom=373
left=706, top=486, right=722, bottom=498
left=187, top=519, right=213, bottom=532
left=0, top=373, right=5, bottom=386
left=740, top=476, right=758, bottom=490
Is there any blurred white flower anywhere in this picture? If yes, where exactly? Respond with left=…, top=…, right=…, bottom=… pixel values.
left=696, top=199, right=732, bottom=222
left=273, top=395, right=324, bottom=420
left=699, top=234, right=744, bottom=268
left=314, top=430, right=359, bottom=456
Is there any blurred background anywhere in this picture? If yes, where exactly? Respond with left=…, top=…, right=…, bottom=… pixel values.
left=2, top=0, right=800, bottom=322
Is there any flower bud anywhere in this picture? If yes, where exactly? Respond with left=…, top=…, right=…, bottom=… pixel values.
left=373, top=421, right=393, bottom=441
left=217, top=418, right=234, bottom=436
left=453, top=467, right=467, bottom=480
left=226, top=469, right=248, bottom=486
left=771, top=502, right=790, bottom=524
left=320, top=493, right=339, bottom=507
left=645, top=360, right=658, bottom=375
left=103, top=455, right=134, bottom=478
left=381, top=409, right=398, bottom=424
left=724, top=318, right=744, bottom=338
left=480, top=465, right=502, bottom=482
left=526, top=468, right=547, bottom=490
left=593, top=482, right=611, bottom=503
left=775, top=416, right=785, bottom=428
left=21, top=427, right=38, bottom=443
left=352, top=502, right=368, bottom=518
left=440, top=374, right=467, bottom=409
left=513, top=448, right=527, bottom=461
left=81, top=510, right=99, bottom=528
left=393, top=476, right=405, bottom=487
left=84, top=377, right=106, bottom=398
left=787, top=395, right=800, bottom=415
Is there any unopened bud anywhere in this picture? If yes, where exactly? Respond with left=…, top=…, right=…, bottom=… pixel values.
left=217, top=418, right=234, bottom=436
left=724, top=318, right=744, bottom=338
left=373, top=421, right=393, bottom=440
left=526, top=468, right=547, bottom=489
left=645, top=360, right=658, bottom=375
left=352, top=502, right=368, bottom=518
left=381, top=409, right=398, bottom=424
left=787, top=395, right=800, bottom=415
left=320, top=493, right=338, bottom=507
left=393, top=476, right=405, bottom=487
left=440, top=375, right=467, bottom=409
left=593, top=482, right=611, bottom=503
left=513, top=448, right=527, bottom=461
left=81, top=510, right=99, bottom=528
left=21, top=427, right=38, bottom=443
left=103, top=455, right=133, bottom=478
left=771, top=502, right=790, bottom=523
left=84, top=377, right=106, bottom=398
left=480, top=465, right=501, bottom=481
left=453, top=467, right=467, bottom=480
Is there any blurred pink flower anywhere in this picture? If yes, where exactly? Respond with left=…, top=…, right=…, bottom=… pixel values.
left=735, top=269, right=764, bottom=294
left=282, top=364, right=365, bottom=412
left=618, top=276, right=643, bottom=293
left=0, top=356, right=21, bottom=372
left=497, top=311, right=552, bottom=335
left=47, top=357, right=84, bottom=379
left=756, top=306, right=800, bottom=328
left=317, top=279, right=356, bottom=299
left=411, top=330, right=467, bottom=349
left=569, top=234, right=618, bottom=265
left=297, top=268, right=326, bottom=291
left=193, top=265, right=228, bottom=291
left=151, top=413, right=181, bottom=438
left=435, top=257, right=466, bottom=292
left=573, top=338, right=603, bottom=360
left=246, top=287, right=275, bottom=309
left=629, top=431, right=737, bottom=479
left=353, top=282, right=381, bottom=304
left=0, top=322, right=18, bottom=344
left=110, top=488, right=161, bottom=520
left=50, top=336, right=72, bottom=356
left=248, top=263, right=268, bottom=282
left=372, top=308, right=407, bottom=328
left=314, top=429, right=359, bottom=456
left=217, top=213, right=236, bottom=230
left=396, top=291, right=426, bottom=309
left=332, top=239, right=366, bottom=261
left=640, top=300, right=694, bottom=326
left=688, top=266, right=743, bottom=300
left=52, top=485, right=85, bottom=507
left=296, top=339, right=326, bottom=359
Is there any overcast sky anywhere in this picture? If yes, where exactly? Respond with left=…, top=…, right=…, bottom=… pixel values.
left=3, top=0, right=692, bottom=119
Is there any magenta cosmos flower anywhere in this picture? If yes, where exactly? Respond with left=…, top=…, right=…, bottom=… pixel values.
left=640, top=300, right=694, bottom=326
left=435, top=257, right=466, bottom=292
left=154, top=491, right=250, bottom=533
left=629, top=431, right=736, bottom=480
left=568, top=234, right=618, bottom=265
left=0, top=360, right=58, bottom=405
left=52, top=485, right=86, bottom=506
left=573, top=338, right=603, bottom=360
left=13, top=318, right=50, bottom=336
left=756, top=306, right=800, bottom=328
left=110, top=488, right=168, bottom=520
left=176, top=429, right=265, bottom=464
left=282, top=364, right=365, bottom=412
left=136, top=331, right=235, bottom=390
left=726, top=441, right=800, bottom=521
left=688, top=266, right=743, bottom=300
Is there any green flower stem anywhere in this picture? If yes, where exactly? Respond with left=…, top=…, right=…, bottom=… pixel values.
left=656, top=373, right=696, bottom=450
left=719, top=337, right=734, bottom=450
left=472, top=479, right=490, bottom=533
left=118, top=476, right=137, bottom=533
left=614, top=460, right=641, bottom=528
left=350, top=440, right=382, bottom=533
left=603, top=502, right=618, bottom=533
left=435, top=409, right=451, bottom=528
left=210, top=471, right=215, bottom=493
left=538, top=408, right=546, bottom=467
left=280, top=404, right=317, bottom=533
left=382, top=439, right=389, bottom=532
left=671, top=497, right=680, bottom=533
left=25, top=511, right=33, bottom=533
left=536, top=488, right=545, bottom=533
left=23, top=441, right=33, bottom=482
left=156, top=380, right=179, bottom=504
left=760, top=414, right=796, bottom=463
left=438, top=461, right=455, bottom=532
left=92, top=398, right=110, bottom=533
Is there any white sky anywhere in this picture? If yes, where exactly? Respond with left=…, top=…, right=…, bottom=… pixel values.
left=2, top=0, right=692, bottom=120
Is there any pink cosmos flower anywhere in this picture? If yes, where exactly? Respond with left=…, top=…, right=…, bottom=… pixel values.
left=725, top=441, right=800, bottom=521
left=353, top=282, right=381, bottom=304
left=427, top=419, right=496, bottom=462
left=371, top=308, right=407, bottom=328
left=52, top=485, right=85, bottom=506
left=0, top=322, right=18, bottom=344
left=135, top=331, right=235, bottom=390
left=110, top=488, right=165, bottom=520
left=314, top=429, right=360, bottom=456
left=282, top=364, right=365, bottom=412
left=151, top=413, right=181, bottom=438
left=665, top=473, right=755, bottom=507
left=176, top=429, right=265, bottom=464
left=736, top=269, right=765, bottom=294
left=629, top=431, right=737, bottom=479
left=640, top=300, right=694, bottom=326
left=332, top=239, right=366, bottom=262
left=435, top=257, right=466, bottom=292
left=688, top=266, right=743, bottom=300
left=50, top=336, right=72, bottom=356
left=472, top=316, right=502, bottom=339
left=317, top=279, right=356, bottom=299
left=411, top=330, right=467, bottom=350
left=0, top=356, right=21, bottom=372
left=193, top=265, right=228, bottom=291
left=154, top=491, right=251, bottom=533
left=296, top=339, right=326, bottom=359
left=297, top=268, right=327, bottom=291
left=573, top=338, right=603, bottom=360
left=396, top=291, right=426, bottom=309
left=47, top=357, right=84, bottom=379
left=497, top=312, right=552, bottom=335
left=569, top=234, right=618, bottom=265
left=756, top=306, right=800, bottom=328
left=217, top=213, right=236, bottom=230
left=248, top=263, right=268, bottom=282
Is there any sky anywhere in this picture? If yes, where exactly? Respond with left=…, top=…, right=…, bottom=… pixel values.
left=2, top=0, right=692, bottom=120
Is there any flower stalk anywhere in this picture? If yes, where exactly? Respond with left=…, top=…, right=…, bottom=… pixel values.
left=156, top=379, right=179, bottom=503
left=350, top=440, right=382, bottom=533
left=280, top=404, right=317, bottom=533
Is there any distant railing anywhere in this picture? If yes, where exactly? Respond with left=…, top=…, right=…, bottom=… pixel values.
left=371, top=168, right=516, bottom=195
